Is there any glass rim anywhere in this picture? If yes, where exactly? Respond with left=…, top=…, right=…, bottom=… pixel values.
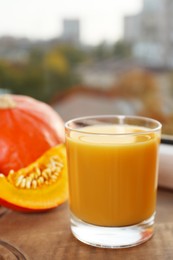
left=65, top=115, right=162, bottom=136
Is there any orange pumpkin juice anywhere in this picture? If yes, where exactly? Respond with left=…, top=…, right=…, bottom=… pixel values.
left=66, top=124, right=160, bottom=227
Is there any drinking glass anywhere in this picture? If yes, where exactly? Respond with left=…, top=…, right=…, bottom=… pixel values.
left=0, top=240, right=27, bottom=259
left=65, top=115, right=162, bottom=248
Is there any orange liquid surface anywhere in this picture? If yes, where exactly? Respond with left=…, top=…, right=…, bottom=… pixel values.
left=66, top=125, right=160, bottom=227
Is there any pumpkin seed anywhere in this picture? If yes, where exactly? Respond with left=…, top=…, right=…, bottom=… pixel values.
left=42, top=170, right=49, bottom=180
left=26, top=177, right=32, bottom=189
left=15, top=175, right=24, bottom=187
left=32, top=180, right=37, bottom=189
left=9, top=169, right=15, bottom=175
left=37, top=176, right=44, bottom=186
left=34, top=167, right=41, bottom=178
left=20, top=178, right=26, bottom=188
left=29, top=173, right=35, bottom=180
left=50, top=175, right=57, bottom=182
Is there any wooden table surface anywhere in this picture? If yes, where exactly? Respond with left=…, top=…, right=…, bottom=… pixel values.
left=0, top=188, right=173, bottom=260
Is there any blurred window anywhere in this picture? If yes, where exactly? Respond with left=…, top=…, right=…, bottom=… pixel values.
left=0, top=0, right=173, bottom=138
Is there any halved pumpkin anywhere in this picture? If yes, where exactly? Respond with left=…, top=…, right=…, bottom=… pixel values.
left=0, top=144, right=68, bottom=212
left=0, top=94, right=65, bottom=176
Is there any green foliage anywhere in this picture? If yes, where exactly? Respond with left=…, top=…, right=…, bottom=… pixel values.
left=90, top=40, right=132, bottom=61
left=57, top=44, right=87, bottom=66
left=92, top=41, right=112, bottom=60
left=113, top=40, right=132, bottom=58
left=0, top=44, right=85, bottom=102
left=0, top=40, right=132, bottom=102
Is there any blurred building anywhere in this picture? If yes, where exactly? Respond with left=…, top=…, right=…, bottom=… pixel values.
left=0, top=36, right=31, bottom=61
left=76, top=57, right=172, bottom=97
left=61, top=19, right=80, bottom=44
left=76, top=58, right=148, bottom=90
left=124, top=0, right=173, bottom=67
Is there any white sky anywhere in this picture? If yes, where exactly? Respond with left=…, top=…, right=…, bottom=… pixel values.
left=0, top=0, right=142, bottom=45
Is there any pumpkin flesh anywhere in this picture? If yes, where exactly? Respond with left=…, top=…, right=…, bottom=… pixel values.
left=0, top=145, right=68, bottom=211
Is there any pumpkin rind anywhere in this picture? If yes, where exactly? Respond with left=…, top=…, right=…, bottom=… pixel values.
left=0, top=145, right=68, bottom=211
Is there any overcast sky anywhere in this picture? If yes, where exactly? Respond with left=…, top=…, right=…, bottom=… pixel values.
left=0, top=0, right=142, bottom=45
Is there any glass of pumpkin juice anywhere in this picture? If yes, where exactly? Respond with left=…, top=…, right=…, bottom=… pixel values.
left=65, top=115, right=162, bottom=248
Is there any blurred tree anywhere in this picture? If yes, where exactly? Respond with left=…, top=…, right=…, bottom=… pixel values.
left=58, top=44, right=87, bottom=66
left=92, top=41, right=112, bottom=60
left=88, top=40, right=132, bottom=61
left=19, top=48, right=46, bottom=100
left=113, top=40, right=132, bottom=58
left=29, top=48, right=44, bottom=66
left=44, top=48, right=69, bottom=75
left=0, top=60, right=24, bottom=91
left=42, top=45, right=84, bottom=101
left=0, top=44, right=87, bottom=103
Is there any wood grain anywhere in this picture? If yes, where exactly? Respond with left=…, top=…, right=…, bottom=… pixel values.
left=0, top=188, right=173, bottom=260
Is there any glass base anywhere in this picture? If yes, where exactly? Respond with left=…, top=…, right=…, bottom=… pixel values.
left=70, top=213, right=155, bottom=248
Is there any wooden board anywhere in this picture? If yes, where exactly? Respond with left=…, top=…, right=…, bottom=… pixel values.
left=0, top=188, right=173, bottom=260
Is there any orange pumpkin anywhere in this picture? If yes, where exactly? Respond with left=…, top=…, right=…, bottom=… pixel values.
left=0, top=94, right=65, bottom=176
left=0, top=95, right=68, bottom=212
